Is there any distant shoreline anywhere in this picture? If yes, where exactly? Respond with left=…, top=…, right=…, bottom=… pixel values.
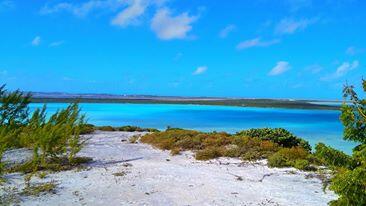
left=30, top=97, right=340, bottom=110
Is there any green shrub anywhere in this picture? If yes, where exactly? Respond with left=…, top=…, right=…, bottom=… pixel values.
left=141, top=129, right=282, bottom=161
left=294, top=159, right=313, bottom=171
left=268, top=152, right=289, bottom=167
left=268, top=147, right=311, bottom=169
left=170, top=147, right=181, bottom=155
left=329, top=166, right=366, bottom=205
left=314, top=143, right=354, bottom=169
left=195, top=147, right=224, bottom=160
left=118, top=125, right=159, bottom=132
left=97, top=126, right=115, bottom=131
left=80, top=124, right=95, bottom=134
left=237, top=128, right=311, bottom=151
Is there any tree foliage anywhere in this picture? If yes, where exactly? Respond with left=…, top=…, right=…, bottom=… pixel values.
left=0, top=85, right=88, bottom=176
left=340, top=80, right=366, bottom=144
left=320, top=79, right=366, bottom=206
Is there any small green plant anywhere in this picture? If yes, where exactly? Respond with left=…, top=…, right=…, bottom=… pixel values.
left=22, top=181, right=57, bottom=196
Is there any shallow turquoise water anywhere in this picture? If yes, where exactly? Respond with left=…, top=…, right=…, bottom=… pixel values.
left=29, top=103, right=356, bottom=153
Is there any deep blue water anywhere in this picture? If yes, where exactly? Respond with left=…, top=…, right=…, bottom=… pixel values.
left=29, top=103, right=356, bottom=153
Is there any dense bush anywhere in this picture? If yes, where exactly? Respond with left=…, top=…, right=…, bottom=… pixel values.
left=95, top=125, right=159, bottom=132
left=195, top=147, right=224, bottom=160
left=236, top=128, right=311, bottom=151
left=97, top=126, right=116, bottom=131
left=80, top=124, right=95, bottom=134
left=118, top=125, right=159, bottom=132
left=141, top=128, right=315, bottom=164
left=267, top=147, right=313, bottom=170
left=329, top=166, right=366, bottom=205
left=314, top=143, right=354, bottom=169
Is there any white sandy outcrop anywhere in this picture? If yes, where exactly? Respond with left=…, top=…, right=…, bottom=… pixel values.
left=1, top=131, right=337, bottom=206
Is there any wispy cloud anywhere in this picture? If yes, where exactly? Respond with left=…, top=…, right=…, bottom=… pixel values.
left=111, top=0, right=148, bottom=27
left=334, top=61, right=359, bottom=77
left=31, top=36, right=41, bottom=46
left=49, top=40, right=64, bottom=47
left=321, top=60, right=359, bottom=80
left=0, top=69, right=8, bottom=76
left=174, top=52, right=183, bottom=61
left=62, top=76, right=74, bottom=81
left=268, top=61, right=291, bottom=76
left=151, top=8, right=198, bottom=40
left=275, top=18, right=317, bottom=35
left=305, top=64, right=323, bottom=74
left=39, top=0, right=124, bottom=17
left=236, top=38, right=280, bottom=50
left=286, top=0, right=312, bottom=12
left=193, top=66, right=207, bottom=75
left=346, top=46, right=363, bottom=56
left=0, top=0, right=14, bottom=11
left=219, top=24, right=236, bottom=38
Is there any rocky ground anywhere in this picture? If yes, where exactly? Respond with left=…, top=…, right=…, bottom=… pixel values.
left=1, top=131, right=337, bottom=206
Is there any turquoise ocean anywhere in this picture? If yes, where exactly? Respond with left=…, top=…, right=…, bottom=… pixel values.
left=29, top=103, right=356, bottom=153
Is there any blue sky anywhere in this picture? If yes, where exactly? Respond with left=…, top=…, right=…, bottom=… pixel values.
left=0, top=0, right=365, bottom=99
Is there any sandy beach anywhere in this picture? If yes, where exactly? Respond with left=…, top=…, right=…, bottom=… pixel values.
left=1, top=131, right=337, bottom=206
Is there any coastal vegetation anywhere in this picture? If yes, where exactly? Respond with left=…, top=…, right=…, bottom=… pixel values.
left=0, top=85, right=90, bottom=190
left=140, top=128, right=316, bottom=170
left=80, top=124, right=159, bottom=133
left=139, top=79, right=366, bottom=205
left=1, top=79, right=365, bottom=205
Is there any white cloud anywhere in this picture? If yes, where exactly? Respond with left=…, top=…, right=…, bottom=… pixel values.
left=268, top=61, right=291, bottom=76
left=275, top=18, right=317, bottom=35
left=40, top=0, right=125, bottom=17
left=321, top=60, right=359, bottom=80
left=31, top=36, right=41, bottom=46
left=236, top=38, right=280, bottom=50
left=151, top=8, right=198, bottom=40
left=192, top=66, right=207, bottom=75
left=219, top=24, right=236, bottom=38
left=49, top=41, right=64, bottom=47
left=111, top=0, right=148, bottom=27
left=334, top=61, right=359, bottom=78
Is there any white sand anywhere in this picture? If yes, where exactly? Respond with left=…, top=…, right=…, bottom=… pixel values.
left=1, top=131, right=337, bottom=206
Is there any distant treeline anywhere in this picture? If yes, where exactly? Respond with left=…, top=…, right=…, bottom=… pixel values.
left=30, top=97, right=339, bottom=110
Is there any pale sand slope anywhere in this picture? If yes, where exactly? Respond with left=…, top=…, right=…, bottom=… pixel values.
left=2, top=131, right=337, bottom=206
